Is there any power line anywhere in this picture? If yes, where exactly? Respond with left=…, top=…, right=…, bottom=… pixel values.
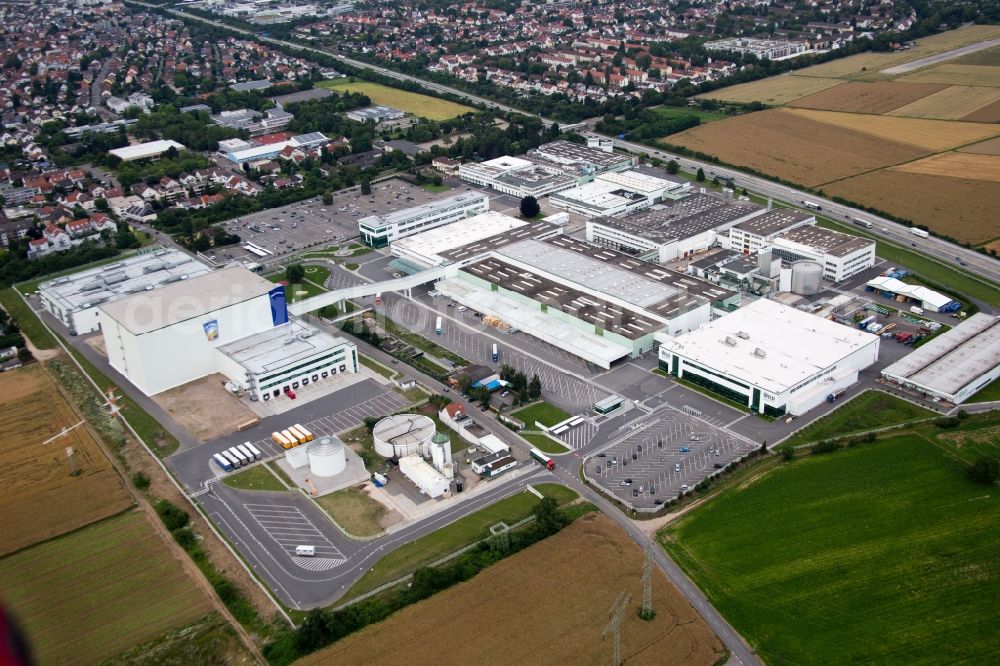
left=602, top=591, right=632, bottom=666
left=640, top=543, right=654, bottom=621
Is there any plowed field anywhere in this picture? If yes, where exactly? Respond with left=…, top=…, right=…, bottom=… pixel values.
left=891, top=152, right=1000, bottom=182
left=788, top=81, right=947, bottom=114
left=888, top=85, right=1000, bottom=120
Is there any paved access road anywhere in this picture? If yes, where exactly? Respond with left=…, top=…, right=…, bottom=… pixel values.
left=881, top=37, right=1000, bottom=74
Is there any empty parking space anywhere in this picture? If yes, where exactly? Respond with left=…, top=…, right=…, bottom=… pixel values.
left=306, top=391, right=408, bottom=435
left=589, top=410, right=757, bottom=508
left=246, top=503, right=344, bottom=566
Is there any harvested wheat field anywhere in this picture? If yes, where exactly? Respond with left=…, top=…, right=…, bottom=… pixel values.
left=898, top=64, right=1000, bottom=87
left=782, top=108, right=1000, bottom=151
left=891, top=152, right=1000, bottom=182
left=153, top=374, right=258, bottom=442
left=788, top=81, right=947, bottom=114
left=961, top=98, right=1000, bottom=123
left=954, top=45, right=1000, bottom=66
left=828, top=170, right=1000, bottom=245
left=667, top=109, right=929, bottom=186
left=888, top=85, right=1000, bottom=120
left=960, top=136, right=1000, bottom=155
left=0, top=364, right=132, bottom=555
left=298, top=513, right=724, bottom=666
left=696, top=74, right=842, bottom=104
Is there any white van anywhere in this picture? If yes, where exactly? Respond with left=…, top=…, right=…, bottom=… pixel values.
left=295, top=545, right=316, bottom=557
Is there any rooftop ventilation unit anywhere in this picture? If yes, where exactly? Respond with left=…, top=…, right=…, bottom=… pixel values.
left=142, top=262, right=164, bottom=274
left=736, top=331, right=750, bottom=339
left=283, top=337, right=297, bottom=345
left=753, top=348, right=766, bottom=359
left=723, top=336, right=737, bottom=347
left=103, top=272, right=128, bottom=285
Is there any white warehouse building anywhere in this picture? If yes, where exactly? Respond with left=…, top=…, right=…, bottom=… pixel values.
left=38, top=249, right=211, bottom=335
left=358, top=191, right=488, bottom=247
left=98, top=265, right=356, bottom=398
left=657, top=298, right=880, bottom=416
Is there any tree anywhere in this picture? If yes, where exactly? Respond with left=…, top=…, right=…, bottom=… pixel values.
left=285, top=263, right=305, bottom=283
left=533, top=496, right=563, bottom=533
left=322, top=191, right=333, bottom=205
left=528, top=373, right=542, bottom=400
left=519, top=195, right=540, bottom=218
left=360, top=178, right=372, bottom=195
left=968, top=456, right=999, bottom=486
left=363, top=416, right=380, bottom=434
left=666, top=159, right=680, bottom=174
left=696, top=167, right=706, bottom=182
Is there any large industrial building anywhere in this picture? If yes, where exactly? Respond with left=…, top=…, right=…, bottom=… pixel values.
left=767, top=225, right=875, bottom=282
left=221, top=132, right=329, bottom=164
left=38, top=249, right=211, bottom=335
left=881, top=314, right=1000, bottom=404
left=586, top=192, right=764, bottom=263
left=98, top=264, right=357, bottom=398
left=109, top=139, right=186, bottom=162
left=434, top=234, right=737, bottom=368
left=657, top=298, right=880, bottom=416
left=548, top=170, right=685, bottom=218
left=865, top=276, right=961, bottom=313
left=727, top=209, right=815, bottom=255
left=458, top=140, right=635, bottom=198
left=358, top=191, right=489, bottom=247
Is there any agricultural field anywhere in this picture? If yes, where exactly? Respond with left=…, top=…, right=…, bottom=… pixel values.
left=826, top=169, right=1000, bottom=245
left=0, top=511, right=215, bottom=665
left=666, top=109, right=930, bottom=186
left=780, top=390, right=935, bottom=448
left=787, top=81, right=946, bottom=114
left=302, top=513, right=725, bottom=666
left=890, top=152, right=1000, bottom=182
left=887, top=85, right=1000, bottom=120
left=0, top=363, right=132, bottom=556
left=660, top=435, right=1000, bottom=665
left=960, top=136, right=1000, bottom=155
left=961, top=98, right=1000, bottom=123
left=695, top=74, right=842, bottom=105
left=954, top=45, right=1000, bottom=66
left=317, top=80, right=474, bottom=120
left=898, top=64, right=1000, bottom=87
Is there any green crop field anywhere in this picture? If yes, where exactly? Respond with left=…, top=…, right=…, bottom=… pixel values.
left=318, top=80, right=474, bottom=120
left=660, top=436, right=1000, bottom=665
left=781, top=390, right=936, bottom=447
left=512, top=401, right=571, bottom=428
left=0, top=511, right=213, bottom=665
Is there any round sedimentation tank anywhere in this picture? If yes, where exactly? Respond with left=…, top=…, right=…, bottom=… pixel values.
left=372, top=414, right=436, bottom=459
left=790, top=260, right=823, bottom=296
left=308, top=436, right=346, bottom=477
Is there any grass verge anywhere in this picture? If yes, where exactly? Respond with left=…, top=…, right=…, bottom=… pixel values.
left=358, top=353, right=400, bottom=380
left=315, top=487, right=387, bottom=537
left=0, top=288, right=57, bottom=349
left=780, top=390, right=936, bottom=448
left=222, top=465, right=288, bottom=492
left=521, top=432, right=570, bottom=454
left=512, top=401, right=571, bottom=428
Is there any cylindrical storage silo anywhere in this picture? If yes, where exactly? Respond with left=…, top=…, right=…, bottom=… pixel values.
left=443, top=462, right=455, bottom=480
left=308, top=436, right=346, bottom=477
left=779, top=268, right=792, bottom=293
left=431, top=442, right=445, bottom=473
left=372, top=415, right=436, bottom=459
left=790, top=261, right=823, bottom=296
left=433, top=432, right=452, bottom=466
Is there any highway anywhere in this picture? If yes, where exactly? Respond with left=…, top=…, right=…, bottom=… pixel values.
left=139, top=0, right=1000, bottom=295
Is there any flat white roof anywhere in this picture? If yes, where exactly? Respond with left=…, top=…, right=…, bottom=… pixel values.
left=359, top=191, right=487, bottom=229
left=110, top=139, right=185, bottom=161
left=882, top=313, right=1000, bottom=398
left=217, top=320, right=351, bottom=375
left=39, top=249, right=210, bottom=313
left=867, top=276, right=954, bottom=310
left=391, top=211, right=525, bottom=266
left=661, top=298, right=878, bottom=394
left=550, top=179, right=640, bottom=210
left=99, top=264, right=275, bottom=334
left=596, top=169, right=672, bottom=194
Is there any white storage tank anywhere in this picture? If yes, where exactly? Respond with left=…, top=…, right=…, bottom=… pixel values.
left=790, top=261, right=823, bottom=296
left=442, top=462, right=455, bottom=480
left=285, top=445, right=310, bottom=470
left=373, top=414, right=436, bottom=458
left=308, top=436, right=346, bottom=477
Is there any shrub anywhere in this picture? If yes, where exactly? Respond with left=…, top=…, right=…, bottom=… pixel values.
left=154, top=499, right=190, bottom=531
left=968, top=456, right=999, bottom=486
left=172, top=526, right=197, bottom=550
left=812, top=440, right=841, bottom=455
left=131, top=471, right=150, bottom=490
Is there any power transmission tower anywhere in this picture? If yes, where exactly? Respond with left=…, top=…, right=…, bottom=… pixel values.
left=602, top=591, right=632, bottom=666
left=639, top=544, right=655, bottom=621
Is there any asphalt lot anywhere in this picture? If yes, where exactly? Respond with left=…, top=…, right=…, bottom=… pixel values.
left=588, top=408, right=757, bottom=509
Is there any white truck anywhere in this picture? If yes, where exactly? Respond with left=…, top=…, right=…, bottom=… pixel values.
left=295, top=545, right=316, bottom=557
left=910, top=306, right=924, bottom=315
left=909, top=227, right=929, bottom=238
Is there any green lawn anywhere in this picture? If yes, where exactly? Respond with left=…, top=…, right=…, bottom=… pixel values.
left=315, top=487, right=387, bottom=537
left=266, top=274, right=326, bottom=303
left=221, top=464, right=287, bottom=492
left=512, top=402, right=571, bottom=428
left=969, top=377, right=1000, bottom=403
left=303, top=264, right=331, bottom=287
left=421, top=182, right=450, bottom=193
left=0, top=288, right=57, bottom=349
left=344, top=263, right=359, bottom=271
left=521, top=432, right=570, bottom=454
left=660, top=436, right=1000, bottom=665
left=532, top=483, right=578, bottom=504
left=781, top=390, right=936, bottom=448
left=358, top=353, right=400, bottom=380
left=340, top=487, right=573, bottom=602
left=652, top=105, right=730, bottom=123
left=816, top=217, right=1000, bottom=305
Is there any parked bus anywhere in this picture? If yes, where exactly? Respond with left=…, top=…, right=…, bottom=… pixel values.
left=529, top=447, right=555, bottom=471
left=227, top=446, right=249, bottom=467
left=286, top=425, right=308, bottom=444
left=435, top=316, right=442, bottom=335
left=853, top=217, right=873, bottom=229
left=293, top=424, right=314, bottom=442
left=492, top=343, right=499, bottom=363
left=281, top=429, right=301, bottom=447
left=236, top=443, right=257, bottom=461
left=244, top=442, right=263, bottom=460
left=212, top=453, right=234, bottom=472
left=272, top=431, right=293, bottom=449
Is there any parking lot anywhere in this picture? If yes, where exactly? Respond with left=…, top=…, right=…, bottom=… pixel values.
left=217, top=179, right=477, bottom=265
left=588, top=409, right=757, bottom=509
left=245, top=503, right=346, bottom=570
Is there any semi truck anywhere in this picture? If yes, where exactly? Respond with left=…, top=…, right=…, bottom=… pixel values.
left=244, top=442, right=263, bottom=460
left=853, top=217, right=873, bottom=229
left=220, top=450, right=242, bottom=469
left=803, top=200, right=822, bottom=210
left=492, top=343, right=499, bottom=363
left=529, top=447, right=555, bottom=471
left=435, top=316, right=442, bottom=335
left=910, top=227, right=929, bottom=238
left=236, top=443, right=257, bottom=462
left=212, top=453, right=234, bottom=472
left=227, top=446, right=249, bottom=467
left=826, top=389, right=847, bottom=403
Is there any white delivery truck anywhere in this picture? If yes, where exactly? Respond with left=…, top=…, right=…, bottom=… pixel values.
left=295, top=545, right=316, bottom=557
left=910, top=306, right=924, bottom=315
